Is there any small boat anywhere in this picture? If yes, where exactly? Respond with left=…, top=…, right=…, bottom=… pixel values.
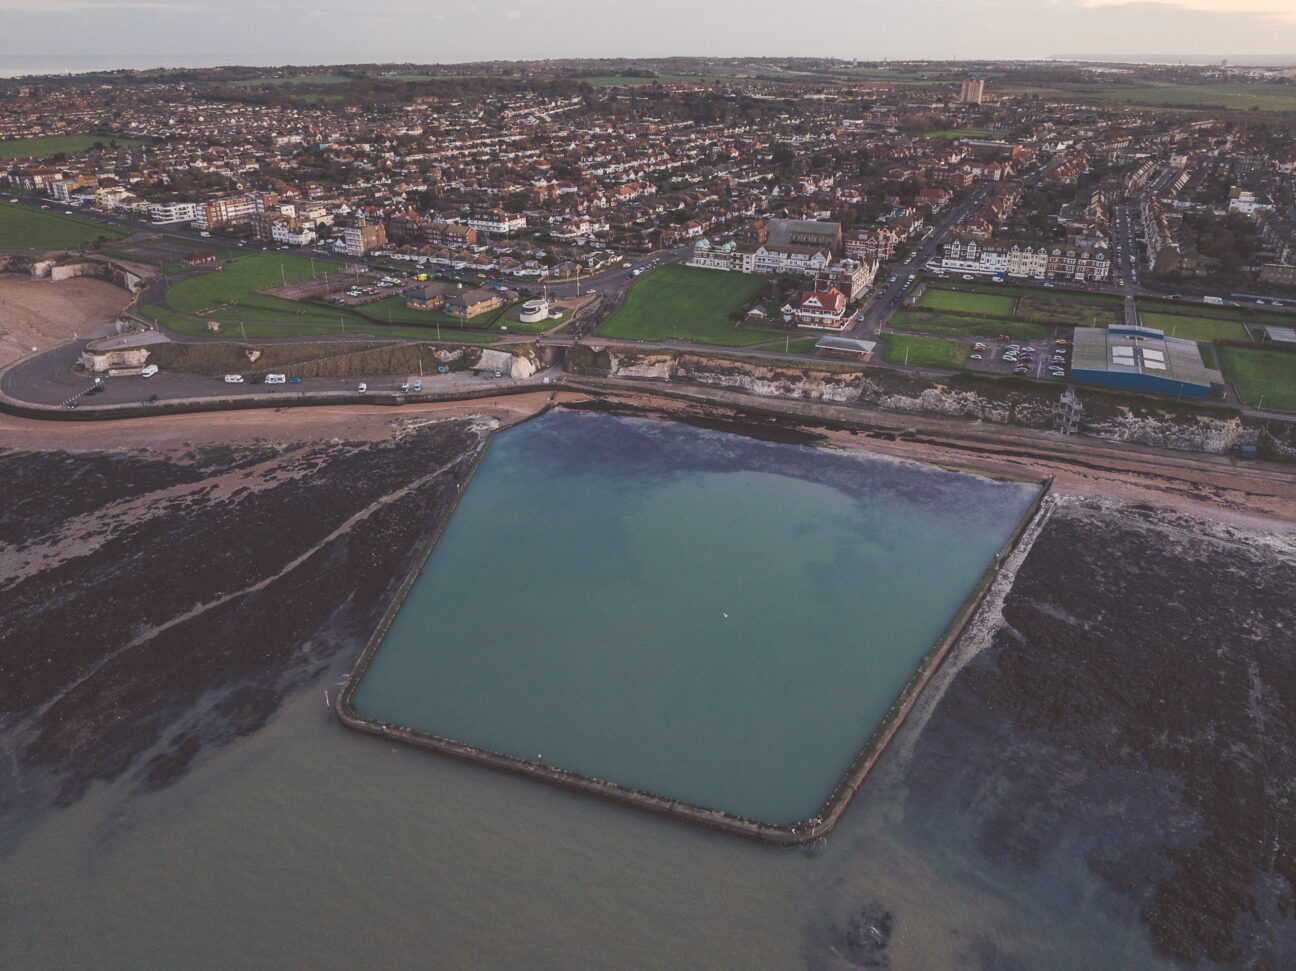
left=324, top=690, right=330, bottom=709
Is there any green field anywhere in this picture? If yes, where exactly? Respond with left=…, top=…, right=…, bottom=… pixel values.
left=577, top=75, right=726, bottom=87
left=0, top=134, right=145, bottom=159
left=1138, top=311, right=1251, bottom=344
left=1016, top=292, right=1124, bottom=328
left=922, top=129, right=999, bottom=140
left=917, top=283, right=1122, bottom=329
left=230, top=74, right=354, bottom=87
left=774, top=337, right=824, bottom=355
left=0, top=200, right=129, bottom=250
left=354, top=294, right=523, bottom=333
left=890, top=309, right=1045, bottom=341
left=1137, top=298, right=1296, bottom=328
left=138, top=303, right=498, bottom=343
left=599, top=265, right=778, bottom=346
left=1216, top=347, right=1296, bottom=413
left=1096, top=82, right=1296, bottom=113
left=161, top=255, right=533, bottom=336
left=917, top=288, right=1017, bottom=317
left=881, top=334, right=968, bottom=369
left=165, top=253, right=340, bottom=322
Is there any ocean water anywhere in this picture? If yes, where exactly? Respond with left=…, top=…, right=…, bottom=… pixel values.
left=0, top=415, right=1181, bottom=968
left=352, top=411, right=1038, bottom=824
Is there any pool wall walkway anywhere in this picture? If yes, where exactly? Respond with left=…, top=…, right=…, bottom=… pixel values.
left=335, top=407, right=1053, bottom=846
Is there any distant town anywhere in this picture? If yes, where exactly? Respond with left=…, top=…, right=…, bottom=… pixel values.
left=2, top=57, right=1295, bottom=418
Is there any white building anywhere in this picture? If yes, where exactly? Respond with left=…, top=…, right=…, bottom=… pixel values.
left=272, top=219, right=316, bottom=247
left=148, top=201, right=199, bottom=225
left=467, top=210, right=527, bottom=235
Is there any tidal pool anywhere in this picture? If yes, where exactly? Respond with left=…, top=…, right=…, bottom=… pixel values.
left=350, top=410, right=1040, bottom=824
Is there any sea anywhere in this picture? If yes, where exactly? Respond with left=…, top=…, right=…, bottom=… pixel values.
left=0, top=414, right=1179, bottom=968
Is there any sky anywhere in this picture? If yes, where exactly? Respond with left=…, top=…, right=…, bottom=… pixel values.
left=2, top=0, right=1296, bottom=72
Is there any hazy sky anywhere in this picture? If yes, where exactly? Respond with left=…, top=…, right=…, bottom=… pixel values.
left=2, top=0, right=1296, bottom=70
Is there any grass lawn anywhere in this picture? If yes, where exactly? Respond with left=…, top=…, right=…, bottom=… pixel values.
left=890, top=309, right=1045, bottom=341
left=918, top=288, right=1016, bottom=317
left=922, top=129, right=998, bottom=140
left=0, top=134, right=146, bottom=159
left=139, top=304, right=498, bottom=343
left=1137, top=298, right=1296, bottom=329
left=578, top=75, right=725, bottom=87
left=599, top=265, right=778, bottom=346
left=0, top=201, right=129, bottom=250
left=881, top=335, right=969, bottom=369
left=1095, top=82, right=1296, bottom=113
left=1216, top=347, right=1296, bottom=413
left=352, top=295, right=522, bottom=332
left=230, top=74, right=354, bottom=86
left=775, top=337, right=824, bottom=355
left=1138, top=311, right=1251, bottom=344
left=1016, top=292, right=1124, bottom=328
left=166, top=253, right=346, bottom=324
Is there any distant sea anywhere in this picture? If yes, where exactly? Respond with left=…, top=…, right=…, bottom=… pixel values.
left=0, top=53, right=478, bottom=79
left=1058, top=53, right=1296, bottom=66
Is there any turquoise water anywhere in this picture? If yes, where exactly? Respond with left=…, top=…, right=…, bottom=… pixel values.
left=352, top=411, right=1040, bottom=824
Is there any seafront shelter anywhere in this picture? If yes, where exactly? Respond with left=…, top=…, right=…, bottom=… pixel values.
left=1070, top=325, right=1222, bottom=399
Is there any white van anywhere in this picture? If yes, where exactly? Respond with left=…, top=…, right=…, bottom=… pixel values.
left=264, top=373, right=286, bottom=384
left=224, top=374, right=244, bottom=383
left=141, top=364, right=159, bottom=378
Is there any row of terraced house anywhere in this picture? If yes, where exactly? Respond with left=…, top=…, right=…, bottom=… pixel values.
left=936, top=234, right=1111, bottom=281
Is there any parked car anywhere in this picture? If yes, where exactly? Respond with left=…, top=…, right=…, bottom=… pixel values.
left=413, top=380, right=422, bottom=392
left=224, top=374, right=244, bottom=383
left=357, top=383, right=367, bottom=394
left=970, top=353, right=983, bottom=360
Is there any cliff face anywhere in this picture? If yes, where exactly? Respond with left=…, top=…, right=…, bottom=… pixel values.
left=571, top=345, right=862, bottom=403
left=673, top=355, right=862, bottom=402
left=562, top=347, right=1296, bottom=460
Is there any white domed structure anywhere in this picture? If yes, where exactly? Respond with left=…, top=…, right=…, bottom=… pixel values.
left=520, top=298, right=550, bottom=324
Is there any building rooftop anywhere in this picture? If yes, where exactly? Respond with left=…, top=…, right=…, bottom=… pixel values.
left=1071, top=325, right=1222, bottom=393
left=814, top=336, right=877, bottom=354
